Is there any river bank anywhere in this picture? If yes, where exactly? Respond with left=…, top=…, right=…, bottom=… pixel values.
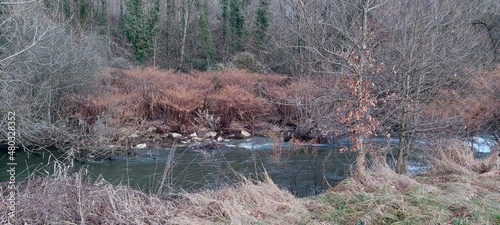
left=41, top=68, right=336, bottom=160
left=1, top=140, right=498, bottom=224
left=1, top=67, right=497, bottom=223
left=2, top=67, right=498, bottom=163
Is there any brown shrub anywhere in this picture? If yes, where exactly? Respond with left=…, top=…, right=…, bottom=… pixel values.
left=266, top=76, right=340, bottom=138
left=66, top=95, right=105, bottom=131
left=206, top=85, right=269, bottom=129
left=423, top=67, right=500, bottom=135
left=69, top=68, right=296, bottom=133
left=67, top=68, right=359, bottom=140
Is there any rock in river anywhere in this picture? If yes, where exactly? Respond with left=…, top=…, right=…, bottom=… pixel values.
left=241, top=130, right=251, bottom=138
left=170, top=133, right=183, bottom=139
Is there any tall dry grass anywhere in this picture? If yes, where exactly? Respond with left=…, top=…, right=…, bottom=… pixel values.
left=305, top=141, right=500, bottom=224
left=0, top=166, right=310, bottom=224
left=427, top=139, right=499, bottom=176
left=1, top=140, right=499, bottom=224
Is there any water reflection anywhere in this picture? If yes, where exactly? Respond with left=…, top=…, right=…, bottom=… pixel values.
left=3, top=137, right=450, bottom=196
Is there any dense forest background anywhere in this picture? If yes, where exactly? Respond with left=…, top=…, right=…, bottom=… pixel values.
left=1, top=0, right=499, bottom=174
left=3, top=0, right=499, bottom=72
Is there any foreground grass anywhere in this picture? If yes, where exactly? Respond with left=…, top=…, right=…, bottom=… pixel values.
left=1, top=168, right=308, bottom=224
left=304, top=141, right=500, bottom=225
left=307, top=168, right=500, bottom=225
left=1, top=143, right=499, bottom=224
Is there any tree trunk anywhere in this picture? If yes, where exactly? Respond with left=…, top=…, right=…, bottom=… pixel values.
left=178, top=2, right=190, bottom=71
left=353, top=1, right=370, bottom=176
left=355, top=142, right=366, bottom=176
left=397, top=110, right=410, bottom=175
left=397, top=69, right=413, bottom=174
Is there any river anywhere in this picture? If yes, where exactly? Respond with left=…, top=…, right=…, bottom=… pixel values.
left=3, top=136, right=490, bottom=197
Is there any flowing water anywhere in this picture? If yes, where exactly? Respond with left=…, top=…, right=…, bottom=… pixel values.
left=2, top=136, right=478, bottom=197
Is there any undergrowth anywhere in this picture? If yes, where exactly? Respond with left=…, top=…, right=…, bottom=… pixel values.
left=306, top=140, right=500, bottom=225
left=68, top=68, right=344, bottom=142
left=72, top=69, right=303, bottom=132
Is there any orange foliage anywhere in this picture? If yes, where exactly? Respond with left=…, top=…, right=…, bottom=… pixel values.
left=71, top=68, right=294, bottom=132
left=425, top=67, right=500, bottom=134
left=207, top=85, right=269, bottom=128
left=67, top=68, right=384, bottom=139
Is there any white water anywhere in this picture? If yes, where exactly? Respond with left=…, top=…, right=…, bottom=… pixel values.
left=464, top=136, right=497, bottom=153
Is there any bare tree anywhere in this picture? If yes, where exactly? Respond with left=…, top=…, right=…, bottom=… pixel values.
left=267, top=0, right=496, bottom=175
left=177, top=0, right=194, bottom=71
left=0, top=1, right=104, bottom=149
left=267, top=0, right=388, bottom=175
left=377, top=0, right=491, bottom=174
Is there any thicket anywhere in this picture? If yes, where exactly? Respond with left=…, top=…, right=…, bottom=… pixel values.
left=70, top=69, right=336, bottom=138
left=0, top=2, right=104, bottom=149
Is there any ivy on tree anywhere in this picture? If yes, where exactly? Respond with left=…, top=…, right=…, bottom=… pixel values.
left=255, top=0, right=269, bottom=49
left=229, top=0, right=244, bottom=52
left=219, top=0, right=245, bottom=53
left=123, top=0, right=159, bottom=64
left=195, top=0, right=216, bottom=69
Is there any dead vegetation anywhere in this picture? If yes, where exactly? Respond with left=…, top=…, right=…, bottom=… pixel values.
left=424, top=66, right=500, bottom=137
left=16, top=65, right=497, bottom=160
left=305, top=141, right=500, bottom=225
left=0, top=165, right=310, bottom=225
left=75, top=69, right=283, bottom=131
left=67, top=68, right=340, bottom=141
left=429, top=139, right=500, bottom=175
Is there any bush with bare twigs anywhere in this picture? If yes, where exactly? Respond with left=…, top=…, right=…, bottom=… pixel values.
left=0, top=2, right=104, bottom=149
left=422, top=66, right=500, bottom=139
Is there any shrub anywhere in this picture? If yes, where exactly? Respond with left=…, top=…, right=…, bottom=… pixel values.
left=0, top=3, right=104, bottom=148
left=206, top=85, right=268, bottom=129
left=422, top=67, right=500, bottom=137
left=76, top=69, right=288, bottom=133
left=231, top=52, right=264, bottom=73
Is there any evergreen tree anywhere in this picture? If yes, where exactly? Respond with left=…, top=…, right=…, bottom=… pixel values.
left=77, top=0, right=90, bottom=28
left=219, top=0, right=245, bottom=53
left=229, top=0, right=244, bottom=52
left=195, top=0, right=216, bottom=68
left=43, top=0, right=52, bottom=9
left=255, top=0, right=269, bottom=49
left=219, top=0, right=229, bottom=45
left=123, top=0, right=160, bottom=64
left=62, top=0, right=71, bottom=20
